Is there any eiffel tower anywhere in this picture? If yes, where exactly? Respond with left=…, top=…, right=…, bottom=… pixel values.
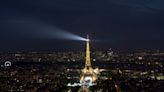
left=80, top=35, right=95, bottom=84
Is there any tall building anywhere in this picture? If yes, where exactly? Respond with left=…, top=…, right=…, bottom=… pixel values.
left=80, top=35, right=95, bottom=86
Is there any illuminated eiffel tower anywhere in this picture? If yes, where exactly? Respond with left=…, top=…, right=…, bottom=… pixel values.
left=80, top=35, right=95, bottom=84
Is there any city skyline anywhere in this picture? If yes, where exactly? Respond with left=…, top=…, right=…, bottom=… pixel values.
left=0, top=1, right=164, bottom=91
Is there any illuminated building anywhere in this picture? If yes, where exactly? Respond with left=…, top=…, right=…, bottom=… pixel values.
left=80, top=35, right=96, bottom=86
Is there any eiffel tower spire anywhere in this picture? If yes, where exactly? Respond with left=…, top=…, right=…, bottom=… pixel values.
left=86, top=35, right=91, bottom=66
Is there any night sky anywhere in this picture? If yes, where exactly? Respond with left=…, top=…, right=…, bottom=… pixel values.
left=0, top=0, right=164, bottom=51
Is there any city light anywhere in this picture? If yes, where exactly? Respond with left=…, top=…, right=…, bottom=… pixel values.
left=0, top=0, right=163, bottom=92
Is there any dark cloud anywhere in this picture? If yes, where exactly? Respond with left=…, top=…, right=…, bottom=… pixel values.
left=0, top=0, right=164, bottom=51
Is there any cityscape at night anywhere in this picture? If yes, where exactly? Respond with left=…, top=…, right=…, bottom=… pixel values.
left=0, top=49, right=164, bottom=91
left=0, top=0, right=164, bottom=92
